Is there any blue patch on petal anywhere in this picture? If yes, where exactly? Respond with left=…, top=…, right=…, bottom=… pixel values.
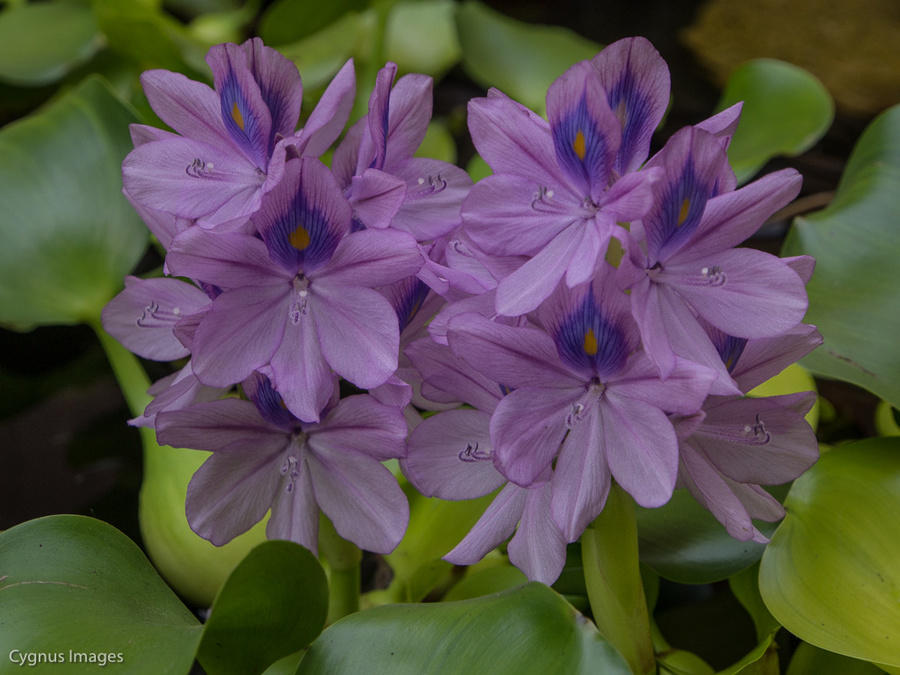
left=552, top=94, right=612, bottom=193
left=264, top=184, right=344, bottom=274
left=607, top=72, right=652, bottom=176
left=647, top=157, right=712, bottom=258
left=554, top=286, right=628, bottom=378
left=220, top=69, right=270, bottom=170
left=708, top=327, right=747, bottom=374
left=386, top=276, right=429, bottom=332
left=244, top=372, right=299, bottom=430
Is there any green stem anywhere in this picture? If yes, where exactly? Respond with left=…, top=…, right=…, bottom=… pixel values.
left=319, top=514, right=362, bottom=623
left=582, top=482, right=656, bottom=675
left=89, top=318, right=152, bottom=419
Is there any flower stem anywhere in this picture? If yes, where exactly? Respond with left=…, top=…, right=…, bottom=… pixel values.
left=319, top=513, right=362, bottom=623
left=581, top=482, right=656, bottom=675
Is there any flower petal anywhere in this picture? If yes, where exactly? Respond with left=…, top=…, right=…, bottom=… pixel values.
left=240, top=37, right=303, bottom=139
left=550, top=405, right=611, bottom=541
left=508, top=483, right=568, bottom=584
left=600, top=393, right=679, bottom=508
left=311, top=284, right=400, bottom=389
left=546, top=60, right=621, bottom=200
left=467, top=91, right=561, bottom=187
left=313, top=394, right=408, bottom=462
left=306, top=446, right=409, bottom=554
left=122, top=136, right=265, bottom=222
left=591, top=36, right=670, bottom=175
left=252, top=157, right=351, bottom=274
left=191, top=284, right=288, bottom=388
left=490, top=386, right=576, bottom=486
left=207, top=41, right=273, bottom=169
left=184, top=436, right=285, bottom=546
left=140, top=69, right=230, bottom=148
left=403, top=408, right=505, bottom=500
left=443, top=483, right=526, bottom=565
left=102, top=276, right=209, bottom=361
left=297, top=59, right=356, bottom=158
left=661, top=247, right=808, bottom=338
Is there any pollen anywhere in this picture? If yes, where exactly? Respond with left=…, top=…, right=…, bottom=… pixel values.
left=231, top=101, right=245, bottom=131
left=583, top=328, right=598, bottom=355
left=290, top=224, right=311, bottom=250
left=573, top=130, right=587, bottom=161
left=677, top=198, right=691, bottom=226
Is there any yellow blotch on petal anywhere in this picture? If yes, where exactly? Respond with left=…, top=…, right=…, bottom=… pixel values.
left=677, top=198, right=691, bottom=226
left=573, top=130, right=587, bottom=161
left=290, top=224, right=311, bottom=250
left=231, top=102, right=245, bottom=131
left=584, top=328, right=598, bottom=356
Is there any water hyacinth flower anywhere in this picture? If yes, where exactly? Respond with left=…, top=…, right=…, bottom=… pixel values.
left=402, top=337, right=567, bottom=584
left=620, top=127, right=810, bottom=392
left=165, top=156, right=423, bottom=422
left=155, top=373, right=409, bottom=554
left=447, top=264, right=716, bottom=542
left=122, top=39, right=355, bottom=229
left=674, top=324, right=822, bottom=542
left=462, top=37, right=671, bottom=317
left=332, top=62, right=472, bottom=240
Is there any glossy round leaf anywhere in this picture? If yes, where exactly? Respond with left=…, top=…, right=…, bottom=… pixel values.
left=198, top=541, right=329, bottom=675
left=718, top=59, right=834, bottom=183
left=456, top=0, right=602, bottom=115
left=0, top=76, right=148, bottom=329
left=0, top=1, right=103, bottom=85
left=759, top=438, right=900, bottom=667
left=782, top=104, right=900, bottom=408
left=636, top=489, right=771, bottom=584
left=787, top=642, right=888, bottom=675
left=297, top=582, right=631, bottom=675
left=0, top=515, right=202, bottom=674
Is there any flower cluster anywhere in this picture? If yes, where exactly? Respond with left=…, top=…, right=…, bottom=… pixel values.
left=104, top=36, right=820, bottom=583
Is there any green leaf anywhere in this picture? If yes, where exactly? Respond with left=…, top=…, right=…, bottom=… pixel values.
left=636, top=489, right=772, bottom=584
left=383, top=490, right=494, bottom=602
left=91, top=0, right=208, bottom=75
left=718, top=59, right=834, bottom=183
left=0, top=76, right=148, bottom=329
left=258, top=0, right=368, bottom=46
left=197, top=541, right=329, bottom=675
left=0, top=515, right=203, bottom=674
left=759, top=438, right=900, bottom=667
left=781, top=104, right=900, bottom=408
left=385, top=0, right=460, bottom=78
left=582, top=484, right=655, bottom=675
left=0, top=1, right=103, bottom=86
left=442, top=565, right=528, bottom=602
left=787, top=642, right=888, bottom=675
left=277, top=11, right=369, bottom=93
left=456, top=0, right=602, bottom=115
left=297, top=582, right=631, bottom=674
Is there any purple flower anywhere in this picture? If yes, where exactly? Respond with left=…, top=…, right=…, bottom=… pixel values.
left=165, top=156, right=422, bottom=422
left=402, top=337, right=567, bottom=584
left=447, top=265, right=716, bottom=542
left=674, top=324, right=822, bottom=542
left=332, top=62, right=472, bottom=240
left=122, top=39, right=355, bottom=229
left=101, top=276, right=211, bottom=362
left=156, top=373, right=409, bottom=554
left=462, top=39, right=671, bottom=316
left=620, top=127, right=809, bottom=393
